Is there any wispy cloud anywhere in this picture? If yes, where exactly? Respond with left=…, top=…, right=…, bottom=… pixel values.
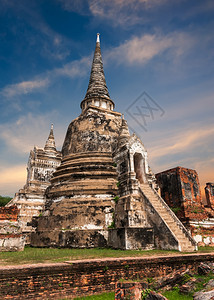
left=59, top=0, right=169, bottom=26
left=53, top=56, right=91, bottom=78
left=0, top=56, right=90, bottom=99
left=0, top=112, right=65, bottom=154
left=1, top=78, right=49, bottom=98
left=106, top=32, right=195, bottom=65
left=150, top=126, right=214, bottom=159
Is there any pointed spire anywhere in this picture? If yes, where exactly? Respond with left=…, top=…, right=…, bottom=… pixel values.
left=118, top=116, right=130, bottom=147
left=44, top=124, right=57, bottom=152
left=81, top=34, right=115, bottom=111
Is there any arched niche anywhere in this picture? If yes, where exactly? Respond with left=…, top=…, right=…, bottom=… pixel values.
left=133, top=152, right=146, bottom=184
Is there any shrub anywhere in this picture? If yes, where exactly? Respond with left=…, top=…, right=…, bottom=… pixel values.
left=0, top=196, right=12, bottom=207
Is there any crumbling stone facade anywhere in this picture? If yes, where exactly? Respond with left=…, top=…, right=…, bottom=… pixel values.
left=156, top=167, right=214, bottom=246
left=30, top=35, right=196, bottom=252
left=0, top=206, right=25, bottom=251
left=7, top=125, right=61, bottom=243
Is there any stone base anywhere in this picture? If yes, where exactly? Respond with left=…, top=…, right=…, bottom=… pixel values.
left=108, top=227, right=154, bottom=250
left=0, top=234, right=25, bottom=252
left=31, top=229, right=108, bottom=248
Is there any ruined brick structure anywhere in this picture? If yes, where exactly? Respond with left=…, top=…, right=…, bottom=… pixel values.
left=156, top=167, right=214, bottom=246
left=0, top=206, right=25, bottom=251
left=7, top=125, right=61, bottom=243
left=30, top=34, right=196, bottom=252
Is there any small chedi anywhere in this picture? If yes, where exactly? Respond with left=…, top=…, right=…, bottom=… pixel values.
left=7, top=126, right=61, bottom=243
left=7, top=34, right=212, bottom=252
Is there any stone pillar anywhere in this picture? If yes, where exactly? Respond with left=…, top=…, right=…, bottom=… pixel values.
left=130, top=153, right=135, bottom=173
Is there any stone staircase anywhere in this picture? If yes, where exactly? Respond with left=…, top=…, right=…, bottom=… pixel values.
left=140, top=183, right=197, bottom=252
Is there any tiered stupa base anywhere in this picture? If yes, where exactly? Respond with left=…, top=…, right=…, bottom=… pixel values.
left=31, top=152, right=118, bottom=248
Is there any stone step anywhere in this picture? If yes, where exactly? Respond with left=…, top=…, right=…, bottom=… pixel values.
left=140, top=184, right=195, bottom=252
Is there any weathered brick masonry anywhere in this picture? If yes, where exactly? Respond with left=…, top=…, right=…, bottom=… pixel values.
left=0, top=206, right=25, bottom=251
left=0, top=253, right=214, bottom=299
left=156, top=167, right=214, bottom=246
left=0, top=206, right=19, bottom=221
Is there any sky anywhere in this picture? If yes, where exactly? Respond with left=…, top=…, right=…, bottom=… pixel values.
left=0, top=0, right=214, bottom=198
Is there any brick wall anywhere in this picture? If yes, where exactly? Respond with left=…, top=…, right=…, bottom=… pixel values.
left=156, top=167, right=214, bottom=246
left=0, top=206, right=19, bottom=221
left=156, top=167, right=208, bottom=224
left=0, top=253, right=214, bottom=299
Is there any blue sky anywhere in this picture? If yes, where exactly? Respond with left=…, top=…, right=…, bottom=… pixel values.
left=0, top=0, right=213, bottom=197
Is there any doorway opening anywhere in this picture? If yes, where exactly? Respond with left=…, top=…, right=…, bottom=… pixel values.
left=134, top=153, right=146, bottom=184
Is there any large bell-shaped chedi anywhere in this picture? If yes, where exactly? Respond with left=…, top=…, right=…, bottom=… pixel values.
left=31, top=34, right=122, bottom=248
left=31, top=34, right=196, bottom=251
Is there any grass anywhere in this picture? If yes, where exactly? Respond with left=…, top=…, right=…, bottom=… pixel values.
left=73, top=292, right=114, bottom=299
left=162, top=272, right=214, bottom=300
left=162, top=289, right=193, bottom=300
left=0, top=246, right=213, bottom=266
left=0, top=246, right=179, bottom=265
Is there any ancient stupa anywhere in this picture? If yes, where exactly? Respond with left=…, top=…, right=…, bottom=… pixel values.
left=7, top=125, right=61, bottom=243
left=31, top=34, right=197, bottom=251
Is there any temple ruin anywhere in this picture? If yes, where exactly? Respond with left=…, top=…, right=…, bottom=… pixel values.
left=24, top=34, right=195, bottom=252
left=8, top=34, right=214, bottom=252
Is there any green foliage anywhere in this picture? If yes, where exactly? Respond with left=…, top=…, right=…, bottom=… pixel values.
left=163, top=289, right=193, bottom=300
left=0, top=195, right=12, bottom=207
left=112, top=163, right=117, bottom=167
left=108, top=220, right=115, bottom=229
left=162, top=272, right=214, bottom=300
left=147, top=277, right=154, bottom=284
left=171, top=207, right=181, bottom=214
left=190, top=206, right=203, bottom=214
left=103, top=265, right=109, bottom=272
left=124, top=264, right=129, bottom=269
left=116, top=181, right=121, bottom=187
left=142, top=288, right=152, bottom=300
left=181, top=273, right=192, bottom=284
left=194, top=273, right=214, bottom=292
left=113, top=196, right=119, bottom=203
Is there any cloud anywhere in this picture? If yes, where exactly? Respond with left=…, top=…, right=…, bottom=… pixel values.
left=150, top=126, right=214, bottom=159
left=0, top=112, right=65, bottom=154
left=53, top=56, right=91, bottom=78
left=106, top=32, right=195, bottom=65
left=0, top=56, right=90, bottom=99
left=1, top=78, right=49, bottom=98
left=59, top=0, right=169, bottom=26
